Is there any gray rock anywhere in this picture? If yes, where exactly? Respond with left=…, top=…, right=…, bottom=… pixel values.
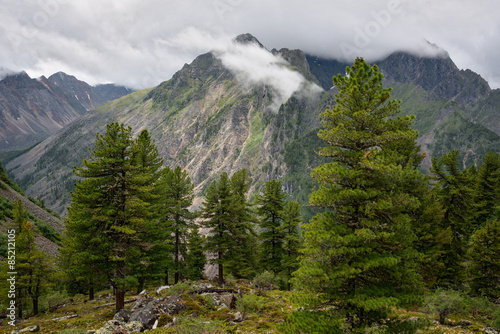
left=456, top=320, right=472, bottom=327
left=484, top=327, right=499, bottom=334
left=129, top=294, right=154, bottom=313
left=124, top=321, right=143, bottom=333
left=218, top=293, right=237, bottom=309
left=113, top=308, right=131, bottom=322
left=95, top=320, right=125, bottom=334
left=129, top=300, right=158, bottom=330
left=11, top=325, right=40, bottom=333
left=233, top=311, right=243, bottom=322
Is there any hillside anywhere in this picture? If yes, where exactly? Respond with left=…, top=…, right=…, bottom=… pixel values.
left=0, top=71, right=133, bottom=152
left=0, top=164, right=62, bottom=260
left=5, top=34, right=500, bottom=216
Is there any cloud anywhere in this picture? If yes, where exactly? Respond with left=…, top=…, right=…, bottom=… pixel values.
left=0, top=0, right=499, bottom=89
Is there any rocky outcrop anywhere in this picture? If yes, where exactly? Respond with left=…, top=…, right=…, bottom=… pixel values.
left=93, top=288, right=240, bottom=334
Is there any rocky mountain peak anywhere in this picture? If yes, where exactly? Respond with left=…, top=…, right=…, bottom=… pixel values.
left=233, top=33, right=266, bottom=49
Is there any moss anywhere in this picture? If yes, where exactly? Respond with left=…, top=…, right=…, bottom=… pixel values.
left=158, top=314, right=174, bottom=327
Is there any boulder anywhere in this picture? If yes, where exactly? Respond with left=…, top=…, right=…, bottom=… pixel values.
left=218, top=293, right=237, bottom=309
left=456, top=320, right=472, bottom=327
left=129, top=294, right=154, bottom=313
left=129, top=300, right=158, bottom=330
left=11, top=325, right=40, bottom=333
left=484, top=327, right=499, bottom=334
left=113, top=308, right=131, bottom=322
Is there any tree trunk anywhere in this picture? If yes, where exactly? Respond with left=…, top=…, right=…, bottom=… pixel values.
left=32, top=297, right=39, bottom=316
left=89, top=283, right=95, bottom=301
left=175, top=229, right=180, bottom=284
left=218, top=251, right=224, bottom=286
left=164, top=268, right=169, bottom=285
left=17, top=288, right=22, bottom=319
left=115, top=288, right=125, bottom=311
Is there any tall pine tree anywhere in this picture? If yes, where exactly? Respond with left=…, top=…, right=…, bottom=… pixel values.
left=280, top=200, right=302, bottom=291
left=294, top=58, right=423, bottom=329
left=256, top=180, right=286, bottom=274
left=65, top=123, right=158, bottom=310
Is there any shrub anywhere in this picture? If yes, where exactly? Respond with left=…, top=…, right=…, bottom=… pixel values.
left=492, top=307, right=500, bottom=330
left=252, top=271, right=277, bottom=291
left=461, top=295, right=496, bottom=319
left=236, top=293, right=268, bottom=313
left=422, top=289, right=463, bottom=324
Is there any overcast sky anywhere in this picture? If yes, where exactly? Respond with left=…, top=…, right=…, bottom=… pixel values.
left=1, top=0, right=499, bottom=89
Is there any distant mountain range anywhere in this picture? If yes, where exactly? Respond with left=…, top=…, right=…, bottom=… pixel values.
left=4, top=34, right=500, bottom=216
left=0, top=71, right=133, bottom=151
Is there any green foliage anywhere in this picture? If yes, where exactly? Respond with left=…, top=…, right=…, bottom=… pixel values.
left=0, top=232, right=7, bottom=258
left=201, top=169, right=256, bottom=284
left=0, top=195, right=13, bottom=220
left=185, top=226, right=206, bottom=280
left=280, top=309, right=344, bottom=334
left=295, top=58, right=424, bottom=329
left=236, top=293, right=269, bottom=313
left=492, top=308, right=500, bottom=330
left=280, top=200, right=302, bottom=290
left=252, top=271, right=277, bottom=291
left=154, top=165, right=196, bottom=284
left=422, top=289, right=463, bottom=325
left=256, top=180, right=286, bottom=274
left=63, top=123, right=162, bottom=309
left=466, top=219, right=500, bottom=299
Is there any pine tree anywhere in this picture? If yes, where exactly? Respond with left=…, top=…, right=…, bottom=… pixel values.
left=429, top=150, right=476, bottom=288
left=201, top=172, right=233, bottom=285
left=16, top=221, right=53, bottom=316
left=473, top=152, right=500, bottom=226
left=256, top=180, right=286, bottom=274
left=185, top=226, right=206, bottom=280
left=65, top=122, right=157, bottom=310
left=280, top=200, right=302, bottom=291
left=201, top=169, right=255, bottom=284
left=294, top=58, right=423, bottom=329
left=225, top=169, right=257, bottom=279
left=466, top=219, right=500, bottom=299
left=156, top=166, right=196, bottom=284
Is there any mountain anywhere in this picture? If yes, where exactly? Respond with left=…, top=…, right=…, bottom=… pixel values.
left=0, top=71, right=133, bottom=152
left=5, top=35, right=500, bottom=216
left=0, top=163, right=62, bottom=260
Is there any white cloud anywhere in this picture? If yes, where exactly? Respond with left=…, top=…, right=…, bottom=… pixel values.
left=0, top=0, right=499, bottom=89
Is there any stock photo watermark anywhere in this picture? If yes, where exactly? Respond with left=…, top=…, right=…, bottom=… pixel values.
left=6, top=229, right=16, bottom=326
left=6, top=0, right=69, bottom=49
left=213, top=0, right=244, bottom=22
left=339, top=0, right=403, bottom=59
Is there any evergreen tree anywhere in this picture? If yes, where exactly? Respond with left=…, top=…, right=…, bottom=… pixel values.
left=429, top=150, right=475, bottom=288
left=65, top=122, right=157, bottom=310
left=294, top=58, right=423, bottom=329
left=280, top=200, right=302, bottom=291
left=156, top=166, right=196, bottom=284
left=466, top=219, right=500, bottom=299
left=201, top=169, right=255, bottom=283
left=16, top=221, right=53, bottom=316
left=185, top=226, right=206, bottom=280
left=201, top=172, right=233, bottom=285
left=473, top=152, right=500, bottom=226
left=224, top=169, right=257, bottom=279
left=256, top=180, right=286, bottom=274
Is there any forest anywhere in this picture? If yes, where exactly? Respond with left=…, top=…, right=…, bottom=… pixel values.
left=1, top=58, right=499, bottom=334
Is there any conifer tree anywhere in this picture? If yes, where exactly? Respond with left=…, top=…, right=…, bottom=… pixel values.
left=280, top=200, right=302, bottom=291
left=65, top=123, right=158, bottom=310
left=201, top=169, right=255, bottom=283
left=201, top=172, right=232, bottom=285
left=429, top=150, right=475, bottom=288
left=294, top=58, right=423, bottom=329
left=225, top=169, right=257, bottom=279
left=256, top=180, right=286, bottom=274
left=466, top=219, right=500, bottom=299
left=473, top=152, right=500, bottom=226
left=185, top=226, right=206, bottom=280
left=156, top=166, right=196, bottom=284
left=16, top=221, right=53, bottom=316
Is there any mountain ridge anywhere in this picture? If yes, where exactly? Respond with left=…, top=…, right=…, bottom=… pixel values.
left=5, top=34, right=500, bottom=216
left=0, top=71, right=133, bottom=152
